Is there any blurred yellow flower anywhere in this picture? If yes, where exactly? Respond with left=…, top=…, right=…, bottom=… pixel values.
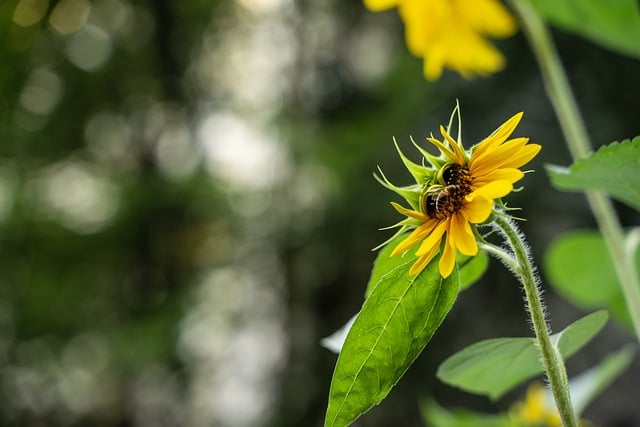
left=510, top=383, right=562, bottom=427
left=378, top=106, right=540, bottom=277
left=364, top=0, right=517, bottom=80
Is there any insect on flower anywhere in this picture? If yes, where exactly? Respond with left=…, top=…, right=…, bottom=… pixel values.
left=377, top=104, right=541, bottom=277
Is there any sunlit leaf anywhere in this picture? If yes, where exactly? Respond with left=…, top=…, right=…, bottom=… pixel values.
left=531, top=0, right=640, bottom=59
left=325, top=259, right=460, bottom=427
left=436, top=311, right=608, bottom=400
left=546, top=137, right=640, bottom=211
left=545, top=230, right=636, bottom=330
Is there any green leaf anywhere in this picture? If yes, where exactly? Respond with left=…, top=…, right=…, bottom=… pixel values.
left=531, top=0, right=640, bottom=59
left=553, top=310, right=609, bottom=356
left=570, top=345, right=636, bottom=415
left=544, top=230, right=636, bottom=330
left=419, top=399, right=511, bottom=427
left=436, top=311, right=608, bottom=400
left=325, top=259, right=460, bottom=427
left=436, top=336, right=537, bottom=400
left=546, top=137, right=640, bottom=211
left=322, top=239, right=486, bottom=357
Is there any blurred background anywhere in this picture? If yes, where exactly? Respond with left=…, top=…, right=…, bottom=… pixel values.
left=0, top=0, right=639, bottom=426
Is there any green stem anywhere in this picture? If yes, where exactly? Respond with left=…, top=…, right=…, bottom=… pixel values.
left=493, top=214, right=579, bottom=427
left=479, top=242, right=517, bottom=270
left=509, top=0, right=640, bottom=343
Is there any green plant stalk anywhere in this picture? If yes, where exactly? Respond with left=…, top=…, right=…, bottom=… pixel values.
left=509, top=0, right=640, bottom=342
left=493, top=214, right=579, bottom=427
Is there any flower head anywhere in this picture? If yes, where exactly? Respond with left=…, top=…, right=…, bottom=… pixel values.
left=377, top=105, right=541, bottom=277
left=364, top=0, right=517, bottom=80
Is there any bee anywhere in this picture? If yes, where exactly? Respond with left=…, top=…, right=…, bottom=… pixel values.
left=422, top=164, right=472, bottom=219
left=424, top=185, right=464, bottom=219
left=442, top=163, right=470, bottom=186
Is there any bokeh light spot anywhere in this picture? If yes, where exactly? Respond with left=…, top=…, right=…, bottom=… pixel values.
left=32, top=160, right=119, bottom=234
left=12, top=0, right=49, bottom=27
left=155, top=126, right=200, bottom=181
left=66, top=24, right=113, bottom=71
left=49, top=0, right=91, bottom=35
left=198, top=111, right=288, bottom=191
left=18, top=68, right=64, bottom=116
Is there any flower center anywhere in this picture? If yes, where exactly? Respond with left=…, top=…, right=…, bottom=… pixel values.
left=423, top=164, right=473, bottom=220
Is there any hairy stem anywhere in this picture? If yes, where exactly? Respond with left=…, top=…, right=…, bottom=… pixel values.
left=493, top=214, right=578, bottom=427
left=509, top=0, right=640, bottom=343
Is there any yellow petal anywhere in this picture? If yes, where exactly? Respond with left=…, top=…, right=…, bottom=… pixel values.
left=427, top=137, right=457, bottom=162
left=439, top=125, right=466, bottom=164
left=450, top=212, right=477, bottom=256
left=472, top=112, right=523, bottom=159
left=409, top=243, right=439, bottom=276
left=470, top=137, right=528, bottom=173
left=500, top=143, right=541, bottom=169
left=437, top=27, right=505, bottom=77
left=400, top=0, right=430, bottom=56
left=391, top=202, right=428, bottom=221
left=467, top=180, right=512, bottom=201
left=472, top=168, right=524, bottom=187
left=471, top=137, right=530, bottom=175
left=439, top=231, right=457, bottom=278
left=415, top=221, right=446, bottom=256
left=461, top=195, right=493, bottom=223
left=391, top=219, right=438, bottom=256
left=363, top=0, right=401, bottom=12
left=458, top=0, right=518, bottom=37
left=423, top=53, right=445, bottom=81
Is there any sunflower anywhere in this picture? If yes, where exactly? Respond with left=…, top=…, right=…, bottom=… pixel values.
left=364, top=0, right=517, bottom=80
left=377, top=106, right=541, bottom=277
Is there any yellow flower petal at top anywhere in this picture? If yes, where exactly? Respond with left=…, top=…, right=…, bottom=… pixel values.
left=379, top=108, right=541, bottom=277
left=364, top=0, right=517, bottom=80
left=363, top=0, right=400, bottom=11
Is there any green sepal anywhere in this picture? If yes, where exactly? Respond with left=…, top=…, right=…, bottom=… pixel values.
left=393, top=137, right=435, bottom=185
left=374, top=167, right=421, bottom=211
left=411, top=136, right=448, bottom=170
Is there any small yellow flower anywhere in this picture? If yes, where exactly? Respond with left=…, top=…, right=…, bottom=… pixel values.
left=510, top=383, right=562, bottom=427
left=378, top=105, right=540, bottom=277
left=364, top=0, right=517, bottom=80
